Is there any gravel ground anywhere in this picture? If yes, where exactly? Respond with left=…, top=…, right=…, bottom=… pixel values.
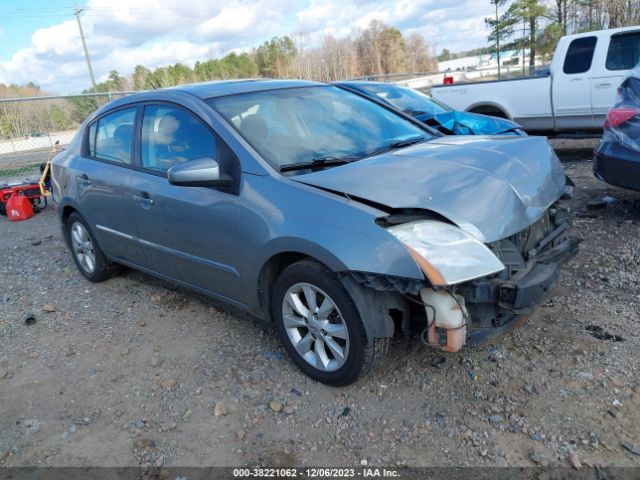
left=1, top=138, right=640, bottom=470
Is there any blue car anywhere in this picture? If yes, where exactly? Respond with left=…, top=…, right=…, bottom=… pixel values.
left=594, top=67, right=640, bottom=191
left=336, top=81, right=526, bottom=136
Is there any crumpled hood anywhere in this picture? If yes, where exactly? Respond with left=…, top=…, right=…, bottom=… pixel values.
left=293, top=135, right=566, bottom=243
left=415, top=111, right=522, bottom=135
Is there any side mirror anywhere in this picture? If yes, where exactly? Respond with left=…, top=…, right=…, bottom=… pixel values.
left=167, top=158, right=233, bottom=188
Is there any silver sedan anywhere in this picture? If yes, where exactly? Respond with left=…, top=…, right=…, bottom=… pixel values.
left=52, top=80, right=578, bottom=385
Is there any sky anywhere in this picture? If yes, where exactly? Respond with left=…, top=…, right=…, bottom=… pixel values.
left=0, top=0, right=495, bottom=94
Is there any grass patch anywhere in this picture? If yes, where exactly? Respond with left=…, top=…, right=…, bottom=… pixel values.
left=0, top=162, right=41, bottom=181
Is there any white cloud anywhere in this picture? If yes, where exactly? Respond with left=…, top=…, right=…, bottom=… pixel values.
left=195, top=6, right=259, bottom=38
left=0, top=0, right=493, bottom=93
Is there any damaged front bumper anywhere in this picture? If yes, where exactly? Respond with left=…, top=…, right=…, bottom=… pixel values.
left=457, top=213, right=580, bottom=343
left=343, top=207, right=580, bottom=351
left=459, top=240, right=580, bottom=344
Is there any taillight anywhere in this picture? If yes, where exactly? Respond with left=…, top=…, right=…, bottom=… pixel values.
left=604, top=107, right=639, bottom=128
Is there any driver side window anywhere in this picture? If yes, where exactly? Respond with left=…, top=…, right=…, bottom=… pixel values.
left=141, top=105, right=217, bottom=173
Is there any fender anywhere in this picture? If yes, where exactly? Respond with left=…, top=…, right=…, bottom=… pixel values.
left=247, top=237, right=351, bottom=317
left=256, top=236, right=349, bottom=274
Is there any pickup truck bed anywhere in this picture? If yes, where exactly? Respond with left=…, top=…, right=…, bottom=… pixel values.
left=433, top=76, right=553, bottom=131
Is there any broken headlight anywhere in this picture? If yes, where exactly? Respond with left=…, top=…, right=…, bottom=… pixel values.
left=387, top=220, right=505, bottom=286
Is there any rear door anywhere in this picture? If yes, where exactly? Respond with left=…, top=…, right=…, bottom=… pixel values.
left=74, top=106, right=146, bottom=265
left=552, top=35, right=598, bottom=130
left=591, top=30, right=640, bottom=125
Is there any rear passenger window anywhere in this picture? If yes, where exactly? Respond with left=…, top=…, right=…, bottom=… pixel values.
left=563, top=37, right=597, bottom=74
left=89, top=108, right=137, bottom=164
left=606, top=32, right=640, bottom=71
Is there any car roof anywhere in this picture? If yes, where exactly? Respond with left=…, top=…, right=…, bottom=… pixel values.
left=169, top=78, right=325, bottom=99
left=92, top=79, right=327, bottom=118
left=563, top=25, right=640, bottom=41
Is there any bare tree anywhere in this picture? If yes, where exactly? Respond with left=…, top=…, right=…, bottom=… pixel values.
left=406, top=32, right=438, bottom=72
left=355, top=20, right=387, bottom=76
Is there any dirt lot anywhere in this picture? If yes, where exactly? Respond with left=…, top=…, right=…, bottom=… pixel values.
left=1, top=139, right=640, bottom=470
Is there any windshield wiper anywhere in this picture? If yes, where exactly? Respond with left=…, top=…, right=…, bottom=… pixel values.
left=280, top=156, right=356, bottom=172
left=279, top=137, right=425, bottom=172
left=353, top=136, right=426, bottom=160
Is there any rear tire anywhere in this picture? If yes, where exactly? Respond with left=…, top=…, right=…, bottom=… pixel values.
left=65, top=212, right=120, bottom=282
left=272, top=259, right=381, bottom=386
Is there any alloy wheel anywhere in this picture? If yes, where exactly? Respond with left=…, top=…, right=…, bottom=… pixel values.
left=281, top=282, right=350, bottom=372
left=70, top=222, right=96, bottom=274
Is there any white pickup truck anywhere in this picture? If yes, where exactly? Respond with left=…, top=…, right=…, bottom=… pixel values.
left=431, top=26, right=640, bottom=135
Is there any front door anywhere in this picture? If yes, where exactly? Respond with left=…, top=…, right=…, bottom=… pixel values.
left=133, top=104, right=245, bottom=304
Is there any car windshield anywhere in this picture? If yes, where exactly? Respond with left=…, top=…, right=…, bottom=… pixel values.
left=208, top=85, right=432, bottom=171
left=359, top=83, right=452, bottom=116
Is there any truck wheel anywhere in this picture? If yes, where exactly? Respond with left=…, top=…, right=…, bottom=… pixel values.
left=65, top=212, right=120, bottom=282
left=272, top=259, right=382, bottom=386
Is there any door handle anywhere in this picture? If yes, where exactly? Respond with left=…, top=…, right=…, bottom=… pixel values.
left=77, top=174, right=91, bottom=187
left=133, top=193, right=155, bottom=206
left=595, top=82, right=611, bottom=88
left=569, top=77, right=583, bottom=82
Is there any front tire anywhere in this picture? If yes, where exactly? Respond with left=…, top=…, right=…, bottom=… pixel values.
left=272, top=259, right=374, bottom=386
left=65, top=212, right=120, bottom=282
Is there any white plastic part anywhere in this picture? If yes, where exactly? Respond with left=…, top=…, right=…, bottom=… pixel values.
left=420, top=288, right=467, bottom=353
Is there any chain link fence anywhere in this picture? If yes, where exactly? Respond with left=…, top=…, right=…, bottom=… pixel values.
left=0, top=91, right=135, bottom=183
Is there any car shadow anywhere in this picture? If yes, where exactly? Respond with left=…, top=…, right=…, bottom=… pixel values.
left=120, top=268, right=265, bottom=326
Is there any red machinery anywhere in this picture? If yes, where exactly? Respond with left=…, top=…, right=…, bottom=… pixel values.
left=0, top=181, right=46, bottom=221
left=0, top=141, right=57, bottom=221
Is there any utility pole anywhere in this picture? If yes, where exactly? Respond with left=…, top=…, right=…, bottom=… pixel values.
left=522, top=17, right=526, bottom=76
left=74, top=5, right=97, bottom=89
left=495, top=2, right=501, bottom=79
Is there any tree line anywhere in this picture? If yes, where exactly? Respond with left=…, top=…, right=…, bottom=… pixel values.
left=0, top=19, right=437, bottom=140
left=2, top=2, right=638, bottom=140
left=128, top=20, right=437, bottom=88
left=485, top=0, right=640, bottom=66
